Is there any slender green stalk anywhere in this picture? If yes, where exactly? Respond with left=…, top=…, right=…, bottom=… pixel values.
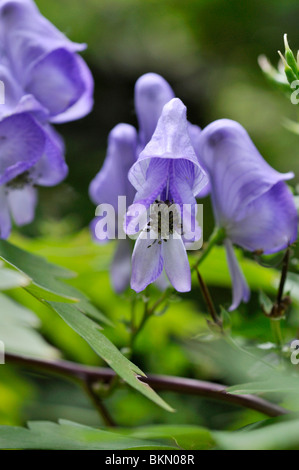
left=129, top=297, right=150, bottom=350
left=271, top=318, right=284, bottom=348
left=196, top=268, right=223, bottom=330
left=129, top=290, right=170, bottom=351
left=83, top=380, right=116, bottom=427
left=267, top=247, right=291, bottom=347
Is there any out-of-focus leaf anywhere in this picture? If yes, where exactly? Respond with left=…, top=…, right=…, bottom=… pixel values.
left=259, top=291, right=273, bottom=316
left=117, top=424, right=214, bottom=450
left=0, top=262, right=29, bottom=291
left=0, top=293, right=57, bottom=359
left=0, top=239, right=110, bottom=326
left=214, top=417, right=299, bottom=450
left=227, top=375, right=299, bottom=396
left=0, top=369, right=34, bottom=426
left=48, top=302, right=173, bottom=412
left=0, top=420, right=177, bottom=450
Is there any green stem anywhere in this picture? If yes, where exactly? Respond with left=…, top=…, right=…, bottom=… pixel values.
left=196, top=268, right=223, bottom=330
left=129, top=290, right=170, bottom=353
left=276, top=247, right=290, bottom=305
left=271, top=318, right=284, bottom=348
left=130, top=299, right=150, bottom=349
left=83, top=380, right=116, bottom=427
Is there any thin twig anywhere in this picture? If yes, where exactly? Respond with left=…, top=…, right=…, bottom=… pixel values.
left=277, top=247, right=291, bottom=305
left=84, top=380, right=116, bottom=427
left=5, top=352, right=288, bottom=418
left=196, top=268, right=223, bottom=329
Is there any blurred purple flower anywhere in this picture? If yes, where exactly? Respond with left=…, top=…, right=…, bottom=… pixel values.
left=128, top=98, right=208, bottom=293
left=89, top=124, right=137, bottom=293
left=198, top=119, right=298, bottom=310
left=0, top=0, right=94, bottom=237
left=0, top=0, right=94, bottom=122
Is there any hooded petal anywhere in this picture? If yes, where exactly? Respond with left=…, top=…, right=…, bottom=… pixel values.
left=129, top=98, right=208, bottom=203
left=50, top=55, right=94, bottom=123
left=162, top=236, right=191, bottom=292
left=0, top=0, right=92, bottom=121
left=110, top=239, right=132, bottom=293
left=130, top=233, right=163, bottom=293
left=0, top=62, right=50, bottom=121
left=170, top=158, right=207, bottom=205
left=89, top=123, right=138, bottom=209
left=29, top=125, right=68, bottom=187
left=225, top=239, right=250, bottom=311
left=14, top=94, right=50, bottom=121
left=25, top=48, right=85, bottom=117
left=131, top=158, right=170, bottom=207
left=0, top=0, right=85, bottom=76
left=7, top=185, right=37, bottom=226
left=0, top=186, right=11, bottom=239
left=0, top=63, right=24, bottom=118
left=198, top=119, right=294, bottom=224
left=229, top=181, right=298, bottom=254
left=0, top=113, right=45, bottom=185
left=135, top=73, right=175, bottom=148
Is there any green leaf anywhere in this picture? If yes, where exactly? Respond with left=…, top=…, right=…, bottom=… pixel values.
left=259, top=290, right=273, bottom=316
left=0, top=420, right=177, bottom=450
left=220, top=307, right=231, bottom=331
left=227, top=374, right=299, bottom=395
left=0, top=293, right=58, bottom=359
left=117, top=424, right=214, bottom=450
left=0, top=239, right=110, bottom=326
left=48, top=302, right=173, bottom=412
left=214, top=417, right=299, bottom=450
left=0, top=262, right=29, bottom=291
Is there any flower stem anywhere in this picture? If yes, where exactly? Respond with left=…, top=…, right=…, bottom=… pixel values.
left=276, top=247, right=290, bottom=306
left=196, top=268, right=223, bottom=330
left=83, top=380, right=116, bottom=427
left=128, top=289, right=170, bottom=353
left=271, top=318, right=284, bottom=348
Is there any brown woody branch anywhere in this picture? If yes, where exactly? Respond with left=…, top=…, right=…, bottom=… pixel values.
left=4, top=352, right=288, bottom=419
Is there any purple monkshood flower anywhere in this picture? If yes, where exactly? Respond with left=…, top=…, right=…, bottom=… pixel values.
left=127, top=98, right=208, bottom=293
left=0, top=0, right=94, bottom=237
left=0, top=0, right=94, bottom=122
left=198, top=119, right=298, bottom=311
left=90, top=73, right=183, bottom=292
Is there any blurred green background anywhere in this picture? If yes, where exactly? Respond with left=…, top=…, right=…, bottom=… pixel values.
left=28, top=0, right=299, bottom=237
